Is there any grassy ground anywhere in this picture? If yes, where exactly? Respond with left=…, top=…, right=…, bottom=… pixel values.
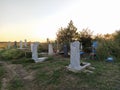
left=0, top=49, right=120, bottom=90
left=22, top=56, right=120, bottom=90
left=0, top=63, right=5, bottom=89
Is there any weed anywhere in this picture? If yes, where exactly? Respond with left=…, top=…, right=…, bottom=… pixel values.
left=11, top=58, right=34, bottom=64
left=0, top=49, right=25, bottom=60
left=8, top=76, right=24, bottom=90
left=0, top=64, right=5, bottom=89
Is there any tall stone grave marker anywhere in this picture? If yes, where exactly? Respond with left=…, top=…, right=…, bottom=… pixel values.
left=67, top=41, right=91, bottom=72
left=31, top=43, right=33, bottom=52
left=7, top=41, right=11, bottom=49
left=24, top=39, right=27, bottom=48
left=31, top=42, right=48, bottom=62
left=56, top=40, right=59, bottom=53
left=63, top=44, right=68, bottom=57
left=19, top=40, right=23, bottom=49
left=31, top=42, right=39, bottom=61
left=14, top=41, right=17, bottom=48
left=48, top=44, right=54, bottom=55
left=69, top=41, right=81, bottom=70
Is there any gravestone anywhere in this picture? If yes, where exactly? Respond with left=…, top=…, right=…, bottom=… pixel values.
left=56, top=40, right=59, bottom=53
left=14, top=41, right=17, bottom=48
left=7, top=41, right=11, bottom=49
left=31, top=42, right=48, bottom=63
left=31, top=42, right=39, bottom=60
left=92, top=41, right=98, bottom=49
left=24, top=39, right=27, bottom=48
left=67, top=41, right=91, bottom=72
left=90, top=41, right=98, bottom=60
left=48, top=44, right=54, bottom=55
left=31, top=43, right=33, bottom=52
left=19, top=40, right=23, bottom=49
left=47, top=38, right=50, bottom=44
left=69, top=41, right=81, bottom=70
left=63, top=44, right=68, bottom=57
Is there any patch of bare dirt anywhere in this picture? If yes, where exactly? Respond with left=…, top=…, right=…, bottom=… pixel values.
left=1, top=61, right=36, bottom=90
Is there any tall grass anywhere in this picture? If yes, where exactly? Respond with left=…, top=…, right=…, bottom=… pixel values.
left=8, top=76, right=24, bottom=90
left=96, top=39, right=120, bottom=60
left=0, top=49, right=25, bottom=60
left=0, top=64, right=5, bottom=89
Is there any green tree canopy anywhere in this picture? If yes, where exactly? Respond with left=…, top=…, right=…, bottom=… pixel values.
left=113, top=30, right=120, bottom=45
left=78, top=28, right=93, bottom=48
left=56, top=20, right=78, bottom=45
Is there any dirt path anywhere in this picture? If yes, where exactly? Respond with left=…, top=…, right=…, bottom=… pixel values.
left=0, top=61, right=35, bottom=90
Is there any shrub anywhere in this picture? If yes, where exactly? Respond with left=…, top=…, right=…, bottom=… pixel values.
left=0, top=64, right=5, bottom=89
left=11, top=58, right=34, bottom=64
left=8, top=76, right=24, bottom=90
left=96, top=39, right=120, bottom=60
left=0, top=49, right=25, bottom=60
left=25, top=52, right=32, bottom=58
left=38, top=43, right=48, bottom=52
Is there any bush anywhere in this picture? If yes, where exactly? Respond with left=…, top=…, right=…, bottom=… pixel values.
left=25, top=52, right=32, bottom=58
left=38, top=43, right=48, bottom=52
left=11, top=58, right=34, bottom=64
left=0, top=64, right=5, bottom=89
left=8, top=76, right=24, bottom=90
left=96, top=39, right=120, bottom=60
left=0, top=49, right=25, bottom=60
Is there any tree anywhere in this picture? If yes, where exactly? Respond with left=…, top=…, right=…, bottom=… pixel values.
left=113, top=30, right=120, bottom=45
left=56, top=20, right=78, bottom=45
left=104, top=33, right=113, bottom=40
left=78, top=28, right=93, bottom=50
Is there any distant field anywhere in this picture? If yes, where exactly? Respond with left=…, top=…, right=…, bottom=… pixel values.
left=0, top=42, right=8, bottom=49
left=0, top=42, right=48, bottom=50
left=0, top=42, right=23, bottom=49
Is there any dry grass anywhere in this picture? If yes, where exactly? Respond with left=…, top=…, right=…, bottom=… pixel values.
left=0, top=42, right=8, bottom=49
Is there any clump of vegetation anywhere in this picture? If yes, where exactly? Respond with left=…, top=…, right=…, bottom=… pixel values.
left=38, top=43, right=48, bottom=52
left=78, top=28, right=93, bottom=50
left=0, top=64, right=6, bottom=89
left=0, top=49, right=25, bottom=60
left=56, top=20, right=78, bottom=45
left=11, top=58, right=34, bottom=64
left=56, top=20, right=93, bottom=55
left=8, top=76, right=24, bottom=90
left=96, top=31, right=120, bottom=61
left=113, top=30, right=120, bottom=45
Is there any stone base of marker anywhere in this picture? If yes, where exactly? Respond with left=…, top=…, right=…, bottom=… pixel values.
left=33, top=57, right=48, bottom=63
left=67, top=62, right=91, bottom=72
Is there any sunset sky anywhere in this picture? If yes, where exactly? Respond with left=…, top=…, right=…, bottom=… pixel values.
left=0, top=0, right=120, bottom=42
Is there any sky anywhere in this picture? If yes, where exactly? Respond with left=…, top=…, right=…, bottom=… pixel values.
left=0, top=0, right=120, bottom=42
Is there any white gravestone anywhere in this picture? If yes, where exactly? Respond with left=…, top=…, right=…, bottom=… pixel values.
left=7, top=41, right=11, bottom=49
left=24, top=39, right=27, bottom=48
left=31, top=43, right=33, bottom=52
left=31, top=42, right=39, bottom=60
left=67, top=41, right=91, bottom=72
left=56, top=40, right=59, bottom=53
left=48, top=44, right=54, bottom=55
left=19, top=40, right=23, bottom=49
left=69, top=41, right=81, bottom=70
left=31, top=42, right=48, bottom=63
